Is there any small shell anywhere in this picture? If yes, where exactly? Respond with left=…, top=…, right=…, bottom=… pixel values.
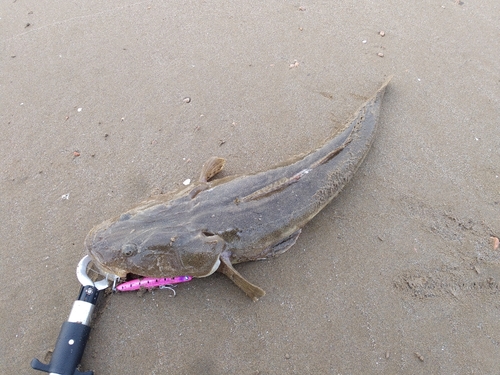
left=491, top=236, right=499, bottom=250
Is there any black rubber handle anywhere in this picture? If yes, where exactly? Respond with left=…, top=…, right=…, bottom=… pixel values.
left=31, top=322, right=93, bottom=375
left=31, top=285, right=99, bottom=374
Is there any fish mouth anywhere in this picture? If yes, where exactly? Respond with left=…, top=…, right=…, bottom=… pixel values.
left=121, top=272, right=147, bottom=281
left=88, top=251, right=128, bottom=279
left=85, top=236, right=127, bottom=278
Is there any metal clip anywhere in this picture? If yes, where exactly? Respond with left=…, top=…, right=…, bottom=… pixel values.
left=76, top=255, right=117, bottom=290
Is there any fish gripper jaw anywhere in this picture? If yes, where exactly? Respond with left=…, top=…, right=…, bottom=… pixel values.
left=31, top=256, right=114, bottom=375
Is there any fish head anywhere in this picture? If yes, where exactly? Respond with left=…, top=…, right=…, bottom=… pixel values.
left=85, top=204, right=226, bottom=279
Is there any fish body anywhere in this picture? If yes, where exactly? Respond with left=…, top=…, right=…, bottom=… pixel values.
left=85, top=78, right=391, bottom=300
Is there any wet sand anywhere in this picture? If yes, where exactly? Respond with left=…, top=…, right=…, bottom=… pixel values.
left=1, top=1, right=499, bottom=374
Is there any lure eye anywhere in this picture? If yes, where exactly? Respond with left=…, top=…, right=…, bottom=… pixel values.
left=121, top=243, right=137, bottom=257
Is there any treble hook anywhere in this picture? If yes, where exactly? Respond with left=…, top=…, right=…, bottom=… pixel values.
left=159, top=285, right=177, bottom=297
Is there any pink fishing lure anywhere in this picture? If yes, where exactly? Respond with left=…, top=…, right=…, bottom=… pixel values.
left=115, top=276, right=192, bottom=292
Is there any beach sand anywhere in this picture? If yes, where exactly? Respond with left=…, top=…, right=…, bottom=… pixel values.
left=1, top=1, right=499, bottom=373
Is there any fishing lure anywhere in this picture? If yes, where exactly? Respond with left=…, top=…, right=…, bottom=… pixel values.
left=115, top=276, right=192, bottom=292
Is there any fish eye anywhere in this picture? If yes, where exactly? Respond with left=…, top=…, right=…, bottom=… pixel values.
left=121, top=243, right=137, bottom=257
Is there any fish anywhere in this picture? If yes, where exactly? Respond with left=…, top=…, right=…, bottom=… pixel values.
left=85, top=77, right=391, bottom=301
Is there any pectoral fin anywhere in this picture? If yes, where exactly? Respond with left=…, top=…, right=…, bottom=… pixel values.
left=218, top=252, right=266, bottom=302
left=199, top=156, right=226, bottom=183
left=189, top=157, right=227, bottom=199
left=267, top=229, right=302, bottom=257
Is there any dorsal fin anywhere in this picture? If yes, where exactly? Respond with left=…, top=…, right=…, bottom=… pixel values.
left=240, top=134, right=353, bottom=203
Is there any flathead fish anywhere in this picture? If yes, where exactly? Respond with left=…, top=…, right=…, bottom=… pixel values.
left=86, top=77, right=391, bottom=301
